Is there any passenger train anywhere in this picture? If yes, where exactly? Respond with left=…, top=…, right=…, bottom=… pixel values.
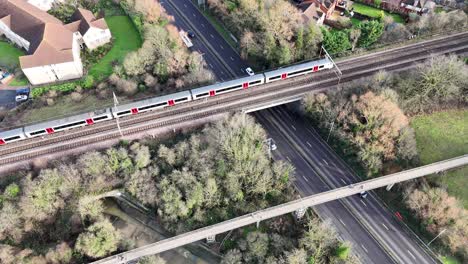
left=0, top=58, right=333, bottom=145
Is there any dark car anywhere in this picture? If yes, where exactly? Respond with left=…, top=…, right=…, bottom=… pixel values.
left=187, top=30, right=195, bottom=39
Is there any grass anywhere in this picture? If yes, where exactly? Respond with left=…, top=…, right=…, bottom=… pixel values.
left=351, top=3, right=405, bottom=23
left=88, top=16, right=142, bottom=80
left=0, top=41, right=24, bottom=69
left=350, top=17, right=362, bottom=27
left=411, top=110, right=468, bottom=208
left=20, top=95, right=113, bottom=124
left=442, top=256, right=460, bottom=264
left=8, top=77, right=29, bottom=86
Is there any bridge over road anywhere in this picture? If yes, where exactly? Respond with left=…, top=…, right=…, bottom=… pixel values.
left=92, top=155, right=468, bottom=264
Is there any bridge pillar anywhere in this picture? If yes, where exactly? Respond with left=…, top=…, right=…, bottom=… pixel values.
left=206, top=235, right=216, bottom=243
left=295, top=207, right=306, bottom=219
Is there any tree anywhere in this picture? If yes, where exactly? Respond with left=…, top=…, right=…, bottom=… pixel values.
left=45, top=242, right=73, bottom=264
left=78, top=196, right=105, bottom=221
left=379, top=23, right=410, bottom=44
left=75, top=219, right=121, bottom=258
left=406, top=187, right=467, bottom=259
left=285, top=248, right=307, bottom=264
left=321, top=28, right=351, bottom=55
left=349, top=28, right=361, bottom=51
left=48, top=0, right=76, bottom=23
left=357, top=20, right=384, bottom=48
left=400, top=55, right=468, bottom=113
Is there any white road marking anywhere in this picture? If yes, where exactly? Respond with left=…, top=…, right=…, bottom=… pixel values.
left=306, top=141, right=312, bottom=147
left=220, top=45, right=224, bottom=49
left=220, top=71, right=224, bottom=75
left=323, top=159, right=329, bottom=165
left=193, top=13, right=196, bottom=17
left=407, top=250, right=416, bottom=260
left=208, top=63, right=213, bottom=68
left=360, top=200, right=367, bottom=207
left=230, top=56, right=234, bottom=61
left=184, top=4, right=187, bottom=7
left=291, top=125, right=296, bottom=131
left=210, top=34, right=214, bottom=39
left=339, top=219, right=346, bottom=226
left=201, top=23, right=205, bottom=28
left=286, top=156, right=292, bottom=162
left=382, top=223, right=389, bottom=231
left=340, top=178, right=347, bottom=185
left=302, top=176, right=309, bottom=182
left=361, top=244, right=368, bottom=253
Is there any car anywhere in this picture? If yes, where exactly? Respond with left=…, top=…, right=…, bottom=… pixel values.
left=187, top=30, right=195, bottom=38
left=15, top=94, right=28, bottom=102
left=359, top=191, right=368, bottom=199
left=271, top=143, right=277, bottom=151
left=245, top=67, right=255, bottom=76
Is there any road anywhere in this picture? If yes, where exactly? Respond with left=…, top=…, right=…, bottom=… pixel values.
left=161, top=0, right=248, bottom=80
left=164, top=1, right=441, bottom=263
left=254, top=106, right=437, bottom=264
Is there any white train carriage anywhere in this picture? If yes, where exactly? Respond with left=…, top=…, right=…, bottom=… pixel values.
left=24, top=108, right=112, bottom=138
left=264, top=58, right=333, bottom=83
left=191, top=74, right=265, bottom=100
left=111, top=91, right=192, bottom=118
left=0, top=128, right=27, bottom=145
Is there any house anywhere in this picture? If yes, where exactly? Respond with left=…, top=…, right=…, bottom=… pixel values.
left=27, top=0, right=63, bottom=11
left=299, top=0, right=338, bottom=25
left=0, top=0, right=83, bottom=85
left=67, top=8, right=112, bottom=50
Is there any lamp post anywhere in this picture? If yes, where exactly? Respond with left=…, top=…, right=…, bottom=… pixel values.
left=427, top=229, right=447, bottom=246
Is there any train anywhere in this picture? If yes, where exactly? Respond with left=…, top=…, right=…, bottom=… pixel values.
left=0, top=58, right=333, bottom=145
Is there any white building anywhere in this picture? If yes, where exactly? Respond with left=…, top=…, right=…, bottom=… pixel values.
left=0, top=0, right=111, bottom=85
left=67, top=8, right=112, bottom=50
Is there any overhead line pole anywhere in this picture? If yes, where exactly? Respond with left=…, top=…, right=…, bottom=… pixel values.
left=92, top=155, right=468, bottom=264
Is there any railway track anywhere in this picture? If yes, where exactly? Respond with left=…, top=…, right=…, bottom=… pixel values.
left=0, top=32, right=467, bottom=165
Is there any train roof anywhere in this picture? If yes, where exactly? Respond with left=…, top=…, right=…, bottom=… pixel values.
left=191, top=74, right=264, bottom=94
left=24, top=108, right=111, bottom=132
left=264, top=58, right=331, bottom=76
left=0, top=127, right=24, bottom=138
left=112, top=91, right=192, bottom=112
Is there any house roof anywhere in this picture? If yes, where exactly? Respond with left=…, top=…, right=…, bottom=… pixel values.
left=0, top=0, right=76, bottom=68
left=301, top=3, right=325, bottom=23
left=70, top=8, right=108, bottom=35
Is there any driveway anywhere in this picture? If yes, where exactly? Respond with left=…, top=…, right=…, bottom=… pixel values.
left=0, top=84, right=18, bottom=109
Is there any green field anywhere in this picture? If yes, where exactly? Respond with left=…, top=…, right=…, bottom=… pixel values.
left=352, top=3, right=405, bottom=23
left=411, top=110, right=468, bottom=208
left=88, top=16, right=142, bottom=80
left=0, top=41, right=24, bottom=69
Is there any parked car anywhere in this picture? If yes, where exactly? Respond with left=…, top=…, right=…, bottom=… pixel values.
left=15, top=87, right=30, bottom=103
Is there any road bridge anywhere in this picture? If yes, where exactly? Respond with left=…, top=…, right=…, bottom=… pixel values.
left=92, top=155, right=468, bottom=264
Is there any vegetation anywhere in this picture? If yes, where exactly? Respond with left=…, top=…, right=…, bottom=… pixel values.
left=351, top=2, right=404, bottom=23
left=206, top=0, right=322, bottom=68
left=222, top=217, right=358, bottom=264
left=0, top=41, right=24, bottom=70
left=405, top=186, right=467, bottom=260
left=301, top=54, right=467, bottom=261
left=88, top=15, right=142, bottom=80
left=303, top=90, right=417, bottom=177
left=0, top=114, right=295, bottom=262
left=411, top=110, right=468, bottom=207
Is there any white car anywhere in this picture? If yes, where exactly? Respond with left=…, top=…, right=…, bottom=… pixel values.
left=245, top=67, right=255, bottom=76
left=15, top=94, right=28, bottom=102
